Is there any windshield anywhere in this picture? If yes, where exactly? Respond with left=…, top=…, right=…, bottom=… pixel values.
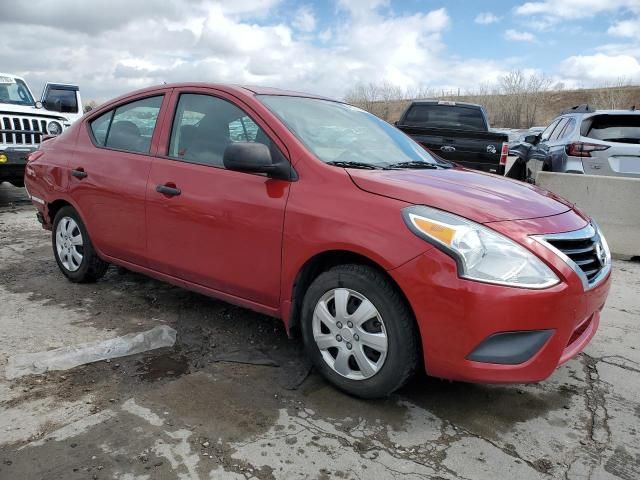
left=402, top=104, right=487, bottom=131
left=258, top=95, right=441, bottom=168
left=0, top=77, right=35, bottom=106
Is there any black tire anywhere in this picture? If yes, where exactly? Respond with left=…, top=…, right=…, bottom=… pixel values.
left=52, top=206, right=109, bottom=283
left=301, top=264, right=419, bottom=398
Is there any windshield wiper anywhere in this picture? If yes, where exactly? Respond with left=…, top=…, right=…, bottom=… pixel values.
left=326, top=160, right=384, bottom=170
left=388, top=161, right=439, bottom=169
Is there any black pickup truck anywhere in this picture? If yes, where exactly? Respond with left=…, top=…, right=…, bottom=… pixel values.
left=395, top=100, right=509, bottom=174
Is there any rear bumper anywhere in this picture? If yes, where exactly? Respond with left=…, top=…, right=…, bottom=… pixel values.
left=388, top=215, right=611, bottom=384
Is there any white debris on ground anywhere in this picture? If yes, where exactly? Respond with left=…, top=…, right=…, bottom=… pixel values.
left=5, top=325, right=177, bottom=379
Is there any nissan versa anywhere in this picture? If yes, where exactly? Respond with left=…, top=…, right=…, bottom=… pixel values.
left=24, top=84, right=612, bottom=398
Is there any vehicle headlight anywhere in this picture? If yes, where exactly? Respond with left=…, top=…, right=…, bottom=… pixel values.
left=47, top=121, right=63, bottom=136
left=402, top=205, right=559, bottom=289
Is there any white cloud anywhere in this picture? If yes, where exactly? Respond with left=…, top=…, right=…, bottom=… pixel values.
left=292, top=5, right=316, bottom=33
left=559, top=53, right=640, bottom=83
left=608, top=18, right=640, bottom=37
left=0, top=1, right=505, bottom=102
left=505, top=29, right=537, bottom=42
left=475, top=12, right=500, bottom=25
left=515, top=0, right=640, bottom=21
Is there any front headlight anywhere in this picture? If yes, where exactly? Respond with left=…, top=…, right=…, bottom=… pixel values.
left=47, top=121, right=63, bottom=136
left=402, top=205, right=559, bottom=289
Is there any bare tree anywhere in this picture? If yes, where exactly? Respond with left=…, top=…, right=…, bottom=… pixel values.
left=590, top=79, right=633, bottom=109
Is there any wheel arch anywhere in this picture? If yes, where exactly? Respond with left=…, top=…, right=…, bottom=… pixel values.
left=285, top=249, right=417, bottom=339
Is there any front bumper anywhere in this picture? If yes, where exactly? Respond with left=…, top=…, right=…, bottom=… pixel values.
left=389, top=211, right=611, bottom=384
left=0, top=147, right=35, bottom=182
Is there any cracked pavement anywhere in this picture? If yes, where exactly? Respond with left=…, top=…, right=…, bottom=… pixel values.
left=1, top=184, right=639, bottom=479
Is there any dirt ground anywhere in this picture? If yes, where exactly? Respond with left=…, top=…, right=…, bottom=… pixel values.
left=1, top=182, right=639, bottom=480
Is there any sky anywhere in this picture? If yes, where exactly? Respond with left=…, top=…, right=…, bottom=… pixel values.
left=1, top=0, right=639, bottom=102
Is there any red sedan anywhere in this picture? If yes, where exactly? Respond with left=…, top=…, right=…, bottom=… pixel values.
left=24, top=84, right=612, bottom=398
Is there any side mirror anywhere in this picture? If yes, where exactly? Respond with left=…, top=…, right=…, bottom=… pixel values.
left=223, top=142, right=294, bottom=180
left=524, top=134, right=540, bottom=145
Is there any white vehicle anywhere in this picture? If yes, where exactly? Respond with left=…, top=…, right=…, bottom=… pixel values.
left=1, top=72, right=82, bottom=186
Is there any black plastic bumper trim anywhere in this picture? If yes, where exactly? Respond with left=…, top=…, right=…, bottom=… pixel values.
left=466, top=329, right=555, bottom=365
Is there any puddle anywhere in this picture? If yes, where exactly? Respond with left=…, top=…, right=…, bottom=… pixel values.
left=137, top=354, right=190, bottom=382
left=6, top=325, right=177, bottom=379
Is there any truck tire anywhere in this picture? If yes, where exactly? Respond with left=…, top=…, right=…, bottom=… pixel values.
left=52, top=206, right=109, bottom=283
left=301, top=264, right=419, bottom=398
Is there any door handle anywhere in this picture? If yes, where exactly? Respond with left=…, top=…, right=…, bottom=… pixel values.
left=156, top=184, right=181, bottom=197
left=71, top=168, right=87, bottom=179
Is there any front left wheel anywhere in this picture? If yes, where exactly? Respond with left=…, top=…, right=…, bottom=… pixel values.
left=52, top=206, right=109, bottom=283
left=301, top=264, right=419, bottom=398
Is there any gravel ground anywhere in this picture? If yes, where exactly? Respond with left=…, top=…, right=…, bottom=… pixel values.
left=1, top=183, right=639, bottom=480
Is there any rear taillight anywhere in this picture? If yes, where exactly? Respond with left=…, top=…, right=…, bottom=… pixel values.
left=566, top=142, right=610, bottom=157
left=499, top=142, right=509, bottom=165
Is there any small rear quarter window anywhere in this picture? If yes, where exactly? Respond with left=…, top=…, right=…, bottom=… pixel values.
left=90, top=110, right=114, bottom=146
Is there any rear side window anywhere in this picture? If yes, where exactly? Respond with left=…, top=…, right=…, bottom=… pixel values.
left=44, top=88, right=78, bottom=113
left=549, top=118, right=569, bottom=141
left=540, top=119, right=561, bottom=141
left=584, top=115, right=640, bottom=144
left=555, top=117, right=576, bottom=141
left=403, top=104, right=486, bottom=130
left=90, top=110, right=113, bottom=146
left=89, top=96, right=163, bottom=153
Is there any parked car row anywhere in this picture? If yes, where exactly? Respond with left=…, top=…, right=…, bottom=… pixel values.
left=506, top=104, right=640, bottom=182
left=25, top=83, right=611, bottom=398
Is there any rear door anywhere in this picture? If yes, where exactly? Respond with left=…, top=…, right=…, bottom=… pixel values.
left=69, top=91, right=170, bottom=266
left=581, top=114, right=640, bottom=177
left=145, top=88, right=291, bottom=308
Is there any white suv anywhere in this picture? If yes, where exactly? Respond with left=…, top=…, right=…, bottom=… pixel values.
left=0, top=72, right=82, bottom=186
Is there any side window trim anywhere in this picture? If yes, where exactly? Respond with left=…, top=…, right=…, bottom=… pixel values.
left=86, top=93, right=166, bottom=155
left=550, top=118, right=569, bottom=142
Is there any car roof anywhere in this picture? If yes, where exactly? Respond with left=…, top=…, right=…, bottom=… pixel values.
left=0, top=72, right=25, bottom=81
left=106, top=82, right=338, bottom=103
left=408, top=99, right=484, bottom=108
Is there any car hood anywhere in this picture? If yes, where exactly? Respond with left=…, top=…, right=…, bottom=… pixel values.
left=348, top=167, right=572, bottom=223
left=0, top=103, right=68, bottom=121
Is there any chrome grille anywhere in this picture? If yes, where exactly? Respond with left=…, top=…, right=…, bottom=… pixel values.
left=535, top=223, right=611, bottom=290
left=0, top=114, right=48, bottom=146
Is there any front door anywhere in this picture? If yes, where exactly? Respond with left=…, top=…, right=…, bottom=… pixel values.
left=145, top=91, right=291, bottom=308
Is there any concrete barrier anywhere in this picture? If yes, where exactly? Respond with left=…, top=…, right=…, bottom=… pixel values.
left=536, top=172, right=640, bottom=257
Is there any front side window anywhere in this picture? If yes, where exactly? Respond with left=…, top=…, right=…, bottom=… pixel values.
left=168, top=94, right=271, bottom=167
left=44, top=88, right=78, bottom=113
left=0, top=78, right=35, bottom=106
left=90, top=96, right=163, bottom=154
left=259, top=95, right=441, bottom=168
